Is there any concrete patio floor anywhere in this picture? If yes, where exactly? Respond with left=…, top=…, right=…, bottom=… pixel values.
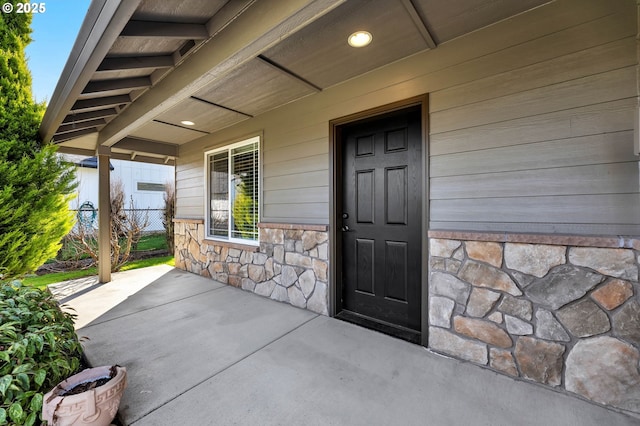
left=55, top=265, right=639, bottom=425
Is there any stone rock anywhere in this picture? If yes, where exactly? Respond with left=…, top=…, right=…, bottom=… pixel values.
left=430, top=272, right=471, bottom=304
left=498, top=296, right=532, bottom=321
left=591, top=279, right=634, bottom=310
left=504, top=315, right=533, bottom=335
left=260, top=228, right=284, bottom=244
left=302, top=231, right=328, bottom=251
left=612, top=300, right=640, bottom=347
left=445, top=259, right=462, bottom=274
left=525, top=265, right=604, bottom=310
left=265, top=258, right=275, bottom=280
left=430, top=257, right=446, bottom=271
left=557, top=299, right=611, bottom=338
left=239, top=264, right=249, bottom=278
left=248, top=264, right=266, bottom=283
left=317, top=243, right=328, bottom=260
left=429, top=296, right=455, bottom=328
left=241, top=278, right=256, bottom=292
left=514, top=337, right=565, bottom=386
left=466, top=288, right=500, bottom=318
left=254, top=280, right=276, bottom=297
left=285, top=252, right=312, bottom=268
left=466, top=241, right=503, bottom=268
left=270, top=285, right=289, bottom=303
left=565, top=336, right=640, bottom=412
left=489, top=348, right=518, bottom=376
left=295, top=241, right=304, bottom=253
left=307, top=282, right=328, bottom=315
left=213, top=272, right=228, bottom=284
left=211, top=261, right=226, bottom=273
left=273, top=245, right=285, bottom=264
left=511, top=271, right=536, bottom=289
left=459, top=260, right=522, bottom=296
left=453, top=316, right=512, bottom=348
left=312, top=259, right=328, bottom=282
left=253, top=253, right=268, bottom=265
left=488, top=312, right=503, bottom=324
left=284, top=239, right=295, bottom=252
left=534, top=309, right=570, bottom=342
left=284, top=229, right=303, bottom=240
left=228, top=275, right=241, bottom=287
left=452, top=247, right=464, bottom=261
left=430, top=239, right=461, bottom=258
left=288, top=285, right=307, bottom=308
left=280, top=265, right=298, bottom=288
left=239, top=250, right=252, bottom=264
left=299, top=270, right=316, bottom=298
left=505, top=243, right=565, bottom=277
left=569, top=247, right=638, bottom=281
left=428, top=326, right=488, bottom=365
left=228, top=262, right=241, bottom=275
left=260, top=242, right=274, bottom=257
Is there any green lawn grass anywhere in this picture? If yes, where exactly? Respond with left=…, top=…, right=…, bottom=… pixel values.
left=57, top=233, right=168, bottom=261
left=21, top=255, right=174, bottom=290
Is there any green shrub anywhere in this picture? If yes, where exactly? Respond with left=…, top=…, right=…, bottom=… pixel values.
left=0, top=282, right=82, bottom=425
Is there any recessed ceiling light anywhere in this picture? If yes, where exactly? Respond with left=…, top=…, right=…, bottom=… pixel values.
left=180, top=120, right=195, bottom=126
left=348, top=31, right=372, bottom=48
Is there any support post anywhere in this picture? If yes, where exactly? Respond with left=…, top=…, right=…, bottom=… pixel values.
left=97, top=146, right=111, bottom=283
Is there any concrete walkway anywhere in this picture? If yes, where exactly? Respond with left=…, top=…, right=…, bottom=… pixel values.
left=54, top=266, right=639, bottom=426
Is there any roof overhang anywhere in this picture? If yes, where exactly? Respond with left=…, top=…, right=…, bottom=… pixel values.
left=40, top=0, right=553, bottom=165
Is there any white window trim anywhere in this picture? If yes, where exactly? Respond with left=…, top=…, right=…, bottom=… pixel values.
left=203, top=135, right=261, bottom=245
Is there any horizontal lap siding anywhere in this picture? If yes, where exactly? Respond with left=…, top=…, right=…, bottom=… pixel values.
left=175, top=0, right=639, bottom=233
left=429, top=0, right=639, bottom=235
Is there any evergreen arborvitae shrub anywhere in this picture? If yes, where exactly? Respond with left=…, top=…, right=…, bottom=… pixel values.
left=0, top=1, right=76, bottom=279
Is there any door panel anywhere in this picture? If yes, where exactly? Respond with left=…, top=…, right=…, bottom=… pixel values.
left=341, top=106, right=422, bottom=332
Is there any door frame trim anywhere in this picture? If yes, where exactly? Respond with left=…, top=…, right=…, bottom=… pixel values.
left=328, top=94, right=429, bottom=346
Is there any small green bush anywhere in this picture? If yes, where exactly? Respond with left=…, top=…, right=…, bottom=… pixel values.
left=0, top=282, right=82, bottom=425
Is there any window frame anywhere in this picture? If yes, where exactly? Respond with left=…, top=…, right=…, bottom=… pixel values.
left=203, top=135, right=261, bottom=245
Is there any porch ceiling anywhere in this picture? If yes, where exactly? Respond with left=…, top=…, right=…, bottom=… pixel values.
left=39, top=0, right=550, bottom=165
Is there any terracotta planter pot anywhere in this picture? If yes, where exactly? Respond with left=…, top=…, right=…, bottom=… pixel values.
left=42, top=365, right=127, bottom=426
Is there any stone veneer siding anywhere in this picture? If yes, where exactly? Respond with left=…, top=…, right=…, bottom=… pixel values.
left=174, top=219, right=329, bottom=315
left=427, top=231, right=640, bottom=415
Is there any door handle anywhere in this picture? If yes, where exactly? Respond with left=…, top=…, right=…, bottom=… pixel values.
left=341, top=225, right=351, bottom=232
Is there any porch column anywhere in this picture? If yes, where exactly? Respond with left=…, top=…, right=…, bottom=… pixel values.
left=97, top=146, right=111, bottom=283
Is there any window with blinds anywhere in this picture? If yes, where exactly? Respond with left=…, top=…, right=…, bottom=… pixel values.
left=205, top=136, right=260, bottom=242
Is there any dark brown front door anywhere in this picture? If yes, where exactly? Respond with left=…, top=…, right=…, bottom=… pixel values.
left=339, top=106, right=422, bottom=340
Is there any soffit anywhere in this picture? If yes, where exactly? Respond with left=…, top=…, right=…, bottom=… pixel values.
left=412, top=0, right=550, bottom=44
left=41, top=0, right=553, bottom=164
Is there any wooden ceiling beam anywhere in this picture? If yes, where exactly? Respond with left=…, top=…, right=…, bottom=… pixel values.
left=113, top=136, right=179, bottom=157
left=257, top=55, right=322, bottom=92
left=120, top=20, right=208, bottom=39
left=400, top=0, right=437, bottom=49
left=82, top=76, right=151, bottom=94
left=57, top=118, right=107, bottom=134
left=98, top=0, right=347, bottom=147
left=97, top=55, right=174, bottom=71
left=62, top=108, right=118, bottom=124
left=72, top=94, right=131, bottom=112
left=53, top=127, right=98, bottom=143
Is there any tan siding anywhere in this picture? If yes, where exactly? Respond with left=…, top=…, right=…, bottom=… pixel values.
left=431, top=163, right=639, bottom=199
left=175, top=0, right=639, bottom=234
left=430, top=99, right=635, bottom=156
left=431, top=194, right=640, bottom=225
left=431, top=66, right=636, bottom=134
left=431, top=131, right=633, bottom=177
left=430, top=37, right=636, bottom=113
